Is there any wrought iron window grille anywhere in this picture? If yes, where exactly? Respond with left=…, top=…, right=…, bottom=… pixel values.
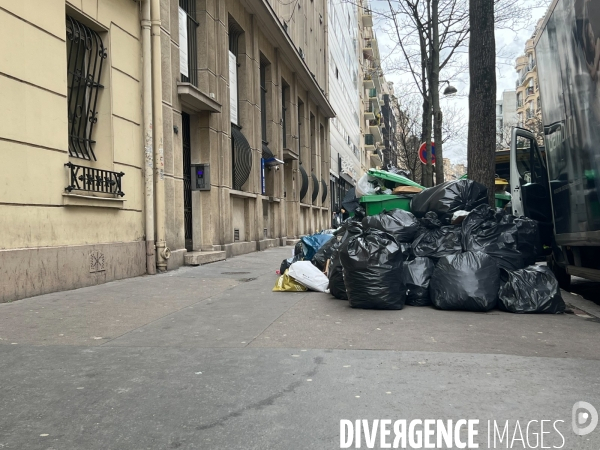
left=66, top=16, right=107, bottom=161
left=65, top=162, right=125, bottom=197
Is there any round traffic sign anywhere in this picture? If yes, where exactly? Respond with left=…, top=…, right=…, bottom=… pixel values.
left=419, top=141, right=436, bottom=165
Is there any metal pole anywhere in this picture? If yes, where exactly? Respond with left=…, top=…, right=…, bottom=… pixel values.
left=142, top=0, right=156, bottom=275
left=151, top=0, right=170, bottom=271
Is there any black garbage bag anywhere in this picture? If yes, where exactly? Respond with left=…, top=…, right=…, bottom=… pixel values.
left=400, top=242, right=416, bottom=261
left=498, top=266, right=565, bottom=314
left=461, top=205, right=523, bottom=271
left=328, top=245, right=347, bottom=300
left=412, top=213, right=462, bottom=261
left=328, top=222, right=364, bottom=300
left=362, top=209, right=420, bottom=243
left=420, top=211, right=442, bottom=228
left=514, top=217, right=541, bottom=266
left=342, top=187, right=360, bottom=214
left=402, top=257, right=435, bottom=306
left=280, top=254, right=303, bottom=274
left=312, top=235, right=339, bottom=272
left=462, top=205, right=540, bottom=271
left=341, top=229, right=408, bottom=309
left=294, top=241, right=304, bottom=257
left=410, top=180, right=488, bottom=221
left=430, top=251, right=500, bottom=312
left=280, top=257, right=294, bottom=274
left=353, top=206, right=366, bottom=221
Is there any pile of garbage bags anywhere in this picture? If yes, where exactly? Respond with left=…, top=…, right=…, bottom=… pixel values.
left=274, top=179, right=565, bottom=314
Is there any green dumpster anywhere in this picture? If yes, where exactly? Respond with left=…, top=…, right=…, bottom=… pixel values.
left=367, top=169, right=424, bottom=189
left=495, top=193, right=511, bottom=209
left=360, top=194, right=412, bottom=216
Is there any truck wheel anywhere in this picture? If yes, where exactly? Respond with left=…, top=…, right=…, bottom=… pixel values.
left=548, top=255, right=570, bottom=290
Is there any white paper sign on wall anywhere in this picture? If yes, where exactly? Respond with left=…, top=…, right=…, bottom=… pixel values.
left=179, top=7, right=189, bottom=78
left=229, top=51, right=238, bottom=125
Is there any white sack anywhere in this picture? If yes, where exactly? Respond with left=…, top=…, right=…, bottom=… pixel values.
left=288, top=261, right=330, bottom=293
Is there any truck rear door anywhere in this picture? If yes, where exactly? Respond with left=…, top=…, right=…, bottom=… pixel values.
left=510, top=128, right=554, bottom=247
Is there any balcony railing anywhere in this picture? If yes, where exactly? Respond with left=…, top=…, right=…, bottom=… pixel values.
left=516, top=60, right=536, bottom=87
left=65, top=162, right=125, bottom=197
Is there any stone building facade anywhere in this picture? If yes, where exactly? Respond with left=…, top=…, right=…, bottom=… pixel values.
left=162, top=0, right=334, bottom=268
left=0, top=0, right=147, bottom=302
left=0, top=0, right=333, bottom=302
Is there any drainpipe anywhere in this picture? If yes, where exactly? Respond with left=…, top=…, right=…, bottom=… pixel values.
left=151, top=0, right=170, bottom=271
left=142, top=0, right=156, bottom=275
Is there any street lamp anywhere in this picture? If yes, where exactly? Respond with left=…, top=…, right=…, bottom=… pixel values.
left=442, top=81, right=458, bottom=97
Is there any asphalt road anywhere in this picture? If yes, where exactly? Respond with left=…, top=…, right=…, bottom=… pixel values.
left=0, top=247, right=599, bottom=450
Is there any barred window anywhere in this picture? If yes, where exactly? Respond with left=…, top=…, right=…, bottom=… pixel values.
left=66, top=16, right=107, bottom=161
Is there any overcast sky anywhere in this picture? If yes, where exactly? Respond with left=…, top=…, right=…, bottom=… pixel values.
left=369, top=0, right=549, bottom=164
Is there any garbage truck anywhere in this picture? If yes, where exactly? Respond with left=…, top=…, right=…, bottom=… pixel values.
left=509, top=0, right=600, bottom=288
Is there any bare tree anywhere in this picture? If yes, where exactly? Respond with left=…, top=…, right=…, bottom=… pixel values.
left=441, top=102, right=467, bottom=145
left=468, top=0, right=496, bottom=206
left=497, top=116, right=544, bottom=150
left=391, top=92, right=466, bottom=182
left=525, top=114, right=545, bottom=146
left=383, top=0, right=470, bottom=186
left=497, top=123, right=514, bottom=150
left=372, top=0, right=547, bottom=186
left=392, top=95, right=424, bottom=181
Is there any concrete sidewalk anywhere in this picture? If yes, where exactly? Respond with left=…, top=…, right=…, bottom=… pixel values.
left=1, top=247, right=599, bottom=449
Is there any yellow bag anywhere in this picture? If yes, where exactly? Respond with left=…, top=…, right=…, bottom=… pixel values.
left=272, top=269, right=308, bottom=292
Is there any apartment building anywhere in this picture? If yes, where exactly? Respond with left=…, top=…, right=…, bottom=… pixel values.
left=162, top=0, right=334, bottom=267
left=515, top=19, right=544, bottom=143
left=358, top=1, right=384, bottom=173
left=0, top=0, right=334, bottom=302
left=327, top=0, right=361, bottom=214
